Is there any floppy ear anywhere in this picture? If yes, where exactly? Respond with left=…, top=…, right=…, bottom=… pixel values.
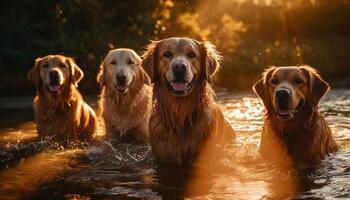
left=300, top=66, right=329, bottom=108
left=66, top=58, right=84, bottom=88
left=141, top=40, right=159, bottom=83
left=200, top=41, right=222, bottom=83
left=28, top=57, right=42, bottom=88
left=133, top=51, right=151, bottom=85
left=96, top=61, right=106, bottom=88
left=140, top=67, right=151, bottom=85
left=252, top=66, right=276, bottom=108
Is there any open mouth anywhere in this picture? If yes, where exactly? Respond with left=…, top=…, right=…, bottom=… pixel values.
left=167, top=79, right=194, bottom=96
left=114, top=77, right=133, bottom=94
left=47, top=84, right=61, bottom=94
left=276, top=110, right=294, bottom=121
left=115, top=85, right=129, bottom=93
left=275, top=100, right=304, bottom=121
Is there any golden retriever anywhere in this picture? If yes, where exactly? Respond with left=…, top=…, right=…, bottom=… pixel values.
left=28, top=55, right=96, bottom=142
left=97, top=48, right=152, bottom=143
left=253, top=65, right=338, bottom=169
left=142, top=37, right=235, bottom=165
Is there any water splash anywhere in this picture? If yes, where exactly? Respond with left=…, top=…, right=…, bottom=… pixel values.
left=0, top=89, right=349, bottom=199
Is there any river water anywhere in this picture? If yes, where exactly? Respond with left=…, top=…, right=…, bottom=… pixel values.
left=0, top=89, right=349, bottom=199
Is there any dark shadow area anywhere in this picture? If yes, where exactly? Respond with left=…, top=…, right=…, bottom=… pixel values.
left=1, top=0, right=350, bottom=95
left=0, top=108, right=33, bottom=129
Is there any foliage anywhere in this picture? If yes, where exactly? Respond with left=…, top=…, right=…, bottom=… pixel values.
left=0, top=0, right=349, bottom=95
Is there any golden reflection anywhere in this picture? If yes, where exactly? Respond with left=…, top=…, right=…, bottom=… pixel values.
left=186, top=166, right=270, bottom=199
left=0, top=117, right=106, bottom=144
left=0, top=149, right=83, bottom=199
left=0, top=93, right=347, bottom=198
left=0, top=122, right=37, bottom=143
left=220, top=97, right=264, bottom=132
left=186, top=148, right=299, bottom=199
left=185, top=95, right=299, bottom=199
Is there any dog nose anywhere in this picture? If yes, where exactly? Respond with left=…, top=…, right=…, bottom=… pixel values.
left=172, top=63, right=187, bottom=73
left=49, top=70, right=58, bottom=79
left=116, top=75, right=126, bottom=85
left=49, top=70, right=59, bottom=84
left=275, top=88, right=291, bottom=106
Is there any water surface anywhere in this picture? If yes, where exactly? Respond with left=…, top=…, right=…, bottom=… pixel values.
left=0, top=89, right=349, bottom=199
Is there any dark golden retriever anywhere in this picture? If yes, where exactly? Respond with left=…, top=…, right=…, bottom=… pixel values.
left=28, top=55, right=96, bottom=142
left=142, top=37, right=235, bottom=165
left=97, top=48, right=152, bottom=143
left=253, top=65, right=338, bottom=169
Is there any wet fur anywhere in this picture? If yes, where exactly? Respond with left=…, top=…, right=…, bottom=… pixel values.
left=28, top=55, right=96, bottom=142
left=97, top=49, right=152, bottom=143
left=142, top=38, right=235, bottom=165
left=253, top=65, right=338, bottom=169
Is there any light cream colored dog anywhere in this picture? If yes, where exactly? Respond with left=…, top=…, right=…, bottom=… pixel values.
left=97, top=48, right=152, bottom=143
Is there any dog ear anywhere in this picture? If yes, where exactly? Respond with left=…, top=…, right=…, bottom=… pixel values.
left=133, top=50, right=151, bottom=85
left=142, top=40, right=159, bottom=83
left=66, top=58, right=84, bottom=88
left=140, top=67, right=151, bottom=85
left=28, top=57, right=42, bottom=88
left=300, top=66, right=329, bottom=108
left=252, top=66, right=276, bottom=108
left=200, top=41, right=222, bottom=83
left=96, top=60, right=106, bottom=88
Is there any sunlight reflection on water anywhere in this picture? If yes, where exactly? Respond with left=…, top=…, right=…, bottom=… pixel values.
left=0, top=89, right=349, bottom=199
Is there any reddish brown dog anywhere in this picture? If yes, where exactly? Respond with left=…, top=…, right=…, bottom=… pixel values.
left=28, top=55, right=96, bottom=142
left=142, top=37, right=235, bottom=165
left=253, top=65, right=338, bottom=169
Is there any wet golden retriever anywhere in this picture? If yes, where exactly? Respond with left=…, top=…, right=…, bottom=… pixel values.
left=28, top=55, right=96, bottom=142
left=142, top=37, right=235, bottom=165
left=97, top=48, right=152, bottom=143
left=253, top=65, right=338, bottom=169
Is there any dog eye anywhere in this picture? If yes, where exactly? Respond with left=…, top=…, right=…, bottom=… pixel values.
left=163, top=51, right=173, bottom=59
left=187, top=52, right=196, bottom=59
left=295, top=78, right=303, bottom=85
left=270, top=78, right=278, bottom=85
left=42, top=64, right=49, bottom=68
left=128, top=60, right=134, bottom=65
left=59, top=63, right=66, bottom=68
left=110, top=61, right=116, bottom=65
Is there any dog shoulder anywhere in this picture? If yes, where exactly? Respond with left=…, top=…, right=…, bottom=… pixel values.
left=314, top=112, right=339, bottom=153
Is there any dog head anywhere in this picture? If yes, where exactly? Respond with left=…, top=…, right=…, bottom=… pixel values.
left=28, top=55, right=83, bottom=95
left=253, top=66, right=329, bottom=121
left=97, top=48, right=150, bottom=94
left=142, top=37, right=221, bottom=97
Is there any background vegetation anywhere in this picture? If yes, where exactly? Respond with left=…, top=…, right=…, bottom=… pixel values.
left=0, top=0, right=349, bottom=95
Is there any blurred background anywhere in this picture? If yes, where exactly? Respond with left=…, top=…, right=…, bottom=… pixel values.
left=0, top=0, right=349, bottom=95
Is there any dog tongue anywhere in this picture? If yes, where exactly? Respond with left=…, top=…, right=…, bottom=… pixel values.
left=170, top=82, right=188, bottom=91
left=50, top=85, right=60, bottom=92
left=117, top=85, right=127, bottom=91
left=278, top=110, right=290, bottom=115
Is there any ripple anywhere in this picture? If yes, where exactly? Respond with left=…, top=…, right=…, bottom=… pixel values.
left=0, top=89, right=349, bottom=199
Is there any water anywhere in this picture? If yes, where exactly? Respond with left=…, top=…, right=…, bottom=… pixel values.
left=0, top=89, right=349, bottom=200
